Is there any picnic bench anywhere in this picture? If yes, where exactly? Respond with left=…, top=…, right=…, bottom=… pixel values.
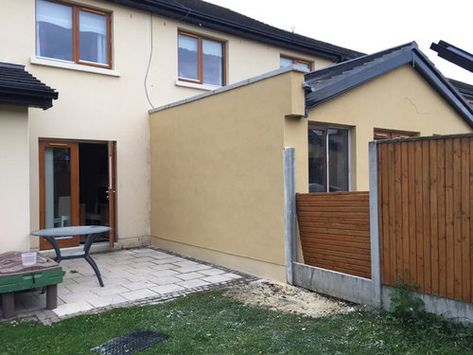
left=0, top=252, right=64, bottom=319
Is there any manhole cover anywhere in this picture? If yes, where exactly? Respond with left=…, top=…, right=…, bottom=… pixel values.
left=91, top=330, right=169, bottom=355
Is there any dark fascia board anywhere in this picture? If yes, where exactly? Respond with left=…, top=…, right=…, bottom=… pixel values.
left=305, top=50, right=414, bottom=108
left=431, top=40, right=473, bottom=73
left=0, top=94, right=54, bottom=110
left=105, top=0, right=362, bottom=61
left=0, top=88, right=58, bottom=110
left=412, top=49, right=473, bottom=127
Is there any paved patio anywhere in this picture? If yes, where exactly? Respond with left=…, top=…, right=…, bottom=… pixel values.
left=1, top=248, right=247, bottom=324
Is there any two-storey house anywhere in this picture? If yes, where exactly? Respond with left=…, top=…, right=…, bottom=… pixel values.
left=0, top=0, right=360, bottom=253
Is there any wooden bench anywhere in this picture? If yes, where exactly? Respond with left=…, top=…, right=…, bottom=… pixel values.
left=0, top=252, right=64, bottom=319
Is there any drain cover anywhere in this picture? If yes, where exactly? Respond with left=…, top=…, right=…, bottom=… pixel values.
left=91, top=330, right=169, bottom=355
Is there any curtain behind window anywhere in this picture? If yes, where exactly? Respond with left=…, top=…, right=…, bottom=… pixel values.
left=36, top=0, right=73, bottom=61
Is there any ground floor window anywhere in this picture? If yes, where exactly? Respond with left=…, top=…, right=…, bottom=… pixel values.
left=308, top=126, right=349, bottom=192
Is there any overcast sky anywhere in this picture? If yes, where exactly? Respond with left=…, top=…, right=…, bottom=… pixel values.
left=206, top=0, right=473, bottom=83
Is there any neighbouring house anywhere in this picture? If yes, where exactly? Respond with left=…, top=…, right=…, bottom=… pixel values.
left=149, top=42, right=473, bottom=281
left=0, top=63, right=57, bottom=252
left=0, top=0, right=360, bottom=253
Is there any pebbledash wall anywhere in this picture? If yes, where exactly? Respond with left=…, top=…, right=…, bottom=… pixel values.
left=0, top=107, right=30, bottom=252
left=0, top=0, right=331, bottom=251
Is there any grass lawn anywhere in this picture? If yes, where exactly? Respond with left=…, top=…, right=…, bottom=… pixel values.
left=1, top=289, right=473, bottom=354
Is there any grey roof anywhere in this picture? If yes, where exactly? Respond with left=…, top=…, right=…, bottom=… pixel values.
left=304, top=42, right=473, bottom=127
left=0, top=62, right=58, bottom=110
left=105, top=0, right=363, bottom=62
left=449, top=78, right=473, bottom=101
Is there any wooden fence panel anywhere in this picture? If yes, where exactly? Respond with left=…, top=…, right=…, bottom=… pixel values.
left=378, top=136, right=473, bottom=303
left=296, top=192, right=371, bottom=279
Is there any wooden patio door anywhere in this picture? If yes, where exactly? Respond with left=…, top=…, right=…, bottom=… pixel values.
left=107, top=141, right=116, bottom=247
left=39, top=140, right=80, bottom=249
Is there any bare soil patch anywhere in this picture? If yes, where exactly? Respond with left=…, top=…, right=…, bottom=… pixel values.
left=224, top=279, right=356, bottom=318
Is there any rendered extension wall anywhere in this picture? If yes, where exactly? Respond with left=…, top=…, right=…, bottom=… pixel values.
left=149, top=70, right=306, bottom=281
left=307, top=65, right=472, bottom=190
left=0, top=107, right=30, bottom=253
left=0, top=0, right=331, bottom=250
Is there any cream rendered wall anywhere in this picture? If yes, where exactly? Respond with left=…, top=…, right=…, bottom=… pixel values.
left=0, top=107, right=30, bottom=253
left=307, top=65, right=473, bottom=191
left=149, top=71, right=305, bottom=281
left=0, top=0, right=332, bottom=249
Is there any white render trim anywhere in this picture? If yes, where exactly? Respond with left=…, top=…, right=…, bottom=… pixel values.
left=30, top=56, right=121, bottom=77
left=175, top=80, right=221, bottom=91
left=149, top=65, right=309, bottom=114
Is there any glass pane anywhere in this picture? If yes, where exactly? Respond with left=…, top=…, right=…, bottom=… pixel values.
left=294, top=61, right=311, bottom=71
left=178, top=34, right=199, bottom=81
left=203, top=39, right=223, bottom=85
left=36, top=0, right=73, bottom=61
left=79, top=11, right=108, bottom=65
left=327, top=128, right=349, bottom=192
left=44, top=147, right=72, bottom=228
left=280, top=57, right=293, bottom=68
left=308, top=128, right=326, bottom=192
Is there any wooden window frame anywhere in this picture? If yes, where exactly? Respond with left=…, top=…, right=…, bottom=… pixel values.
left=374, top=128, right=419, bottom=140
left=308, top=124, right=351, bottom=193
left=280, top=55, right=313, bottom=71
left=178, top=30, right=226, bottom=86
left=36, top=0, right=112, bottom=69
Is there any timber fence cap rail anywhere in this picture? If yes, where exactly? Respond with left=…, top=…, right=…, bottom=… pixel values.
left=371, top=132, right=473, bottom=145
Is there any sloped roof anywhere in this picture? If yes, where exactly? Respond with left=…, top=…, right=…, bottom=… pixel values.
left=0, top=63, right=58, bottom=110
left=105, top=0, right=362, bottom=62
left=431, top=40, right=473, bottom=73
left=449, top=78, right=473, bottom=102
left=304, top=42, right=473, bottom=127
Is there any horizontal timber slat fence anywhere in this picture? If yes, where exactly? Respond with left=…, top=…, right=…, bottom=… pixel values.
left=296, top=192, right=371, bottom=279
left=377, top=135, right=473, bottom=303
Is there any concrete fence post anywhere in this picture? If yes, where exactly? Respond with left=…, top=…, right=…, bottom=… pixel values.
left=283, top=147, right=296, bottom=285
left=369, top=141, right=382, bottom=307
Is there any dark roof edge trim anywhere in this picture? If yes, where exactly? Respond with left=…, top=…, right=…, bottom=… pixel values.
left=305, top=50, right=413, bottom=108
left=107, top=0, right=361, bottom=61
left=431, top=40, right=473, bottom=73
left=412, top=49, right=473, bottom=127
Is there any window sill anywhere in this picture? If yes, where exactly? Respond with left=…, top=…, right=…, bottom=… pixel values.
left=30, top=57, right=120, bottom=77
left=175, top=80, right=221, bottom=91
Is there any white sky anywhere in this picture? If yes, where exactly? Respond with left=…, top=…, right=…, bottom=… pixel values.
left=206, top=0, right=473, bottom=83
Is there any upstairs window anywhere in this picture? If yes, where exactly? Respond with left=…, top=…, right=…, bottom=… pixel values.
left=178, top=32, right=225, bottom=86
left=36, top=0, right=111, bottom=68
left=280, top=55, right=312, bottom=71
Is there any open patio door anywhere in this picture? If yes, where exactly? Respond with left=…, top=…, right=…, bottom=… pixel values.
left=107, top=141, right=116, bottom=247
left=39, top=139, right=117, bottom=250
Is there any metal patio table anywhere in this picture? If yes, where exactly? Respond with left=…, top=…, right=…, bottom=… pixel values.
left=31, top=226, right=110, bottom=287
